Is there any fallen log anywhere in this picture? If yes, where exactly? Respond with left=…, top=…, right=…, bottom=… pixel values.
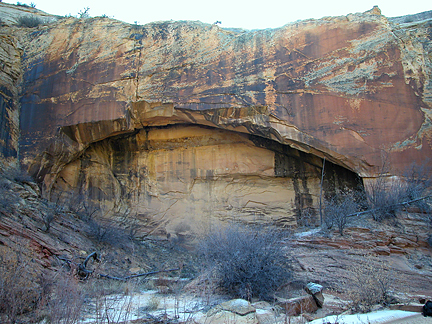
left=77, top=251, right=100, bottom=279
left=99, top=267, right=180, bottom=281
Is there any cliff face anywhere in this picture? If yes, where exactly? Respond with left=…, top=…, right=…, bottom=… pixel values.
left=1, top=4, right=432, bottom=236
left=0, top=26, right=21, bottom=168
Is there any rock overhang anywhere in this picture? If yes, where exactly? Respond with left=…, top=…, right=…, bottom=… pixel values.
left=0, top=3, right=431, bottom=233
left=15, top=10, right=432, bottom=184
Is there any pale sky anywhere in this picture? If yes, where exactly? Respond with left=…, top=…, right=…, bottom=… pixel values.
left=3, top=0, right=431, bottom=29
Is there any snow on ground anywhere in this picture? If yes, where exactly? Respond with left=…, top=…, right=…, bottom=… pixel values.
left=294, top=228, right=322, bottom=238
left=309, top=310, right=420, bottom=324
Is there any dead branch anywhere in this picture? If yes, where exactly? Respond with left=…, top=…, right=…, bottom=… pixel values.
left=346, top=195, right=432, bottom=218
left=77, top=251, right=100, bottom=279
left=99, top=267, right=180, bottom=281
left=83, top=251, right=100, bottom=268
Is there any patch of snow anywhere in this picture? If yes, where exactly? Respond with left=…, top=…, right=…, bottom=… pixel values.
left=294, top=228, right=321, bottom=238
left=309, top=310, right=419, bottom=324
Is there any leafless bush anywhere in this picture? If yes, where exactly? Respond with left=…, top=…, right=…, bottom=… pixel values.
left=43, top=274, right=84, bottom=324
left=0, top=179, right=17, bottom=214
left=0, top=166, right=36, bottom=214
left=78, top=7, right=90, bottom=19
left=346, top=254, right=392, bottom=312
left=82, top=279, right=136, bottom=324
left=403, top=162, right=432, bottom=213
left=52, top=191, right=97, bottom=220
left=367, top=177, right=409, bottom=221
left=18, top=15, right=43, bottom=27
left=0, top=248, right=42, bottom=323
left=367, top=162, right=432, bottom=221
left=16, top=2, right=36, bottom=7
left=324, top=189, right=362, bottom=235
left=298, top=207, right=318, bottom=228
left=1, top=165, right=33, bottom=184
left=199, top=224, right=291, bottom=300
left=87, top=218, right=132, bottom=248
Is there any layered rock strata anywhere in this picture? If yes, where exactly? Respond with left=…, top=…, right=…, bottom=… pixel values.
left=0, top=4, right=431, bottom=234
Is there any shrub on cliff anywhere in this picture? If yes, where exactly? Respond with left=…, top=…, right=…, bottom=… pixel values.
left=346, top=254, right=392, bottom=312
left=199, top=225, right=291, bottom=300
left=366, top=162, right=432, bottom=221
left=17, top=15, right=43, bottom=27
left=324, top=188, right=362, bottom=235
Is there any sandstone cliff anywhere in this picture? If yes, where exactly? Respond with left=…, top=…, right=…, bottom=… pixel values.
left=1, top=4, right=432, bottom=236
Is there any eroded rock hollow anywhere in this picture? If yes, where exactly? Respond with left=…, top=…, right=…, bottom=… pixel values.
left=51, top=122, right=360, bottom=239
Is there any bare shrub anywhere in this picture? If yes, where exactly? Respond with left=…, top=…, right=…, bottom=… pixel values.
left=18, top=15, right=43, bottom=27
left=43, top=274, right=84, bottom=324
left=324, top=189, right=362, bottom=235
left=298, top=207, right=317, bottom=228
left=0, top=166, right=37, bottom=214
left=367, top=177, right=405, bottom=222
left=87, top=218, right=131, bottom=248
left=403, top=162, right=432, bottom=213
left=367, top=162, right=432, bottom=221
left=0, top=179, right=17, bottom=214
left=78, top=7, right=90, bottom=19
left=0, top=248, right=42, bottom=323
left=16, top=2, right=36, bottom=8
left=199, top=224, right=291, bottom=300
left=84, top=279, right=136, bottom=324
left=1, top=165, right=33, bottom=184
left=16, top=2, right=30, bottom=7
left=346, top=254, right=392, bottom=312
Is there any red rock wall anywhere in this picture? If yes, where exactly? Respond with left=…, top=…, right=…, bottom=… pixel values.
left=17, top=11, right=432, bottom=181
left=2, top=4, right=431, bottom=233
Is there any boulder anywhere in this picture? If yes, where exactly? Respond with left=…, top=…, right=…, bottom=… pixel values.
left=217, top=299, right=256, bottom=316
left=423, top=301, right=432, bottom=317
left=305, top=282, right=324, bottom=307
left=277, top=296, right=318, bottom=315
left=196, top=299, right=258, bottom=324
left=389, top=304, right=424, bottom=313
left=255, top=309, right=277, bottom=324
left=305, top=282, right=323, bottom=295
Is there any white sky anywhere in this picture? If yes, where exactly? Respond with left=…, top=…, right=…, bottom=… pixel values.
left=3, top=0, right=431, bottom=29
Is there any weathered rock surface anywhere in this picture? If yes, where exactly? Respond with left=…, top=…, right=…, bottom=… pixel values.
left=277, top=295, right=319, bottom=316
left=194, top=299, right=258, bottom=324
left=288, top=212, right=432, bottom=297
left=17, top=7, right=432, bottom=175
left=305, top=282, right=324, bottom=307
left=1, top=3, right=432, bottom=235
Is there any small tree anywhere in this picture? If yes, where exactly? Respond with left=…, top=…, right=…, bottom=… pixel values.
left=199, top=225, right=291, bottom=300
left=324, top=189, right=361, bottom=235
left=78, top=7, right=90, bottom=19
